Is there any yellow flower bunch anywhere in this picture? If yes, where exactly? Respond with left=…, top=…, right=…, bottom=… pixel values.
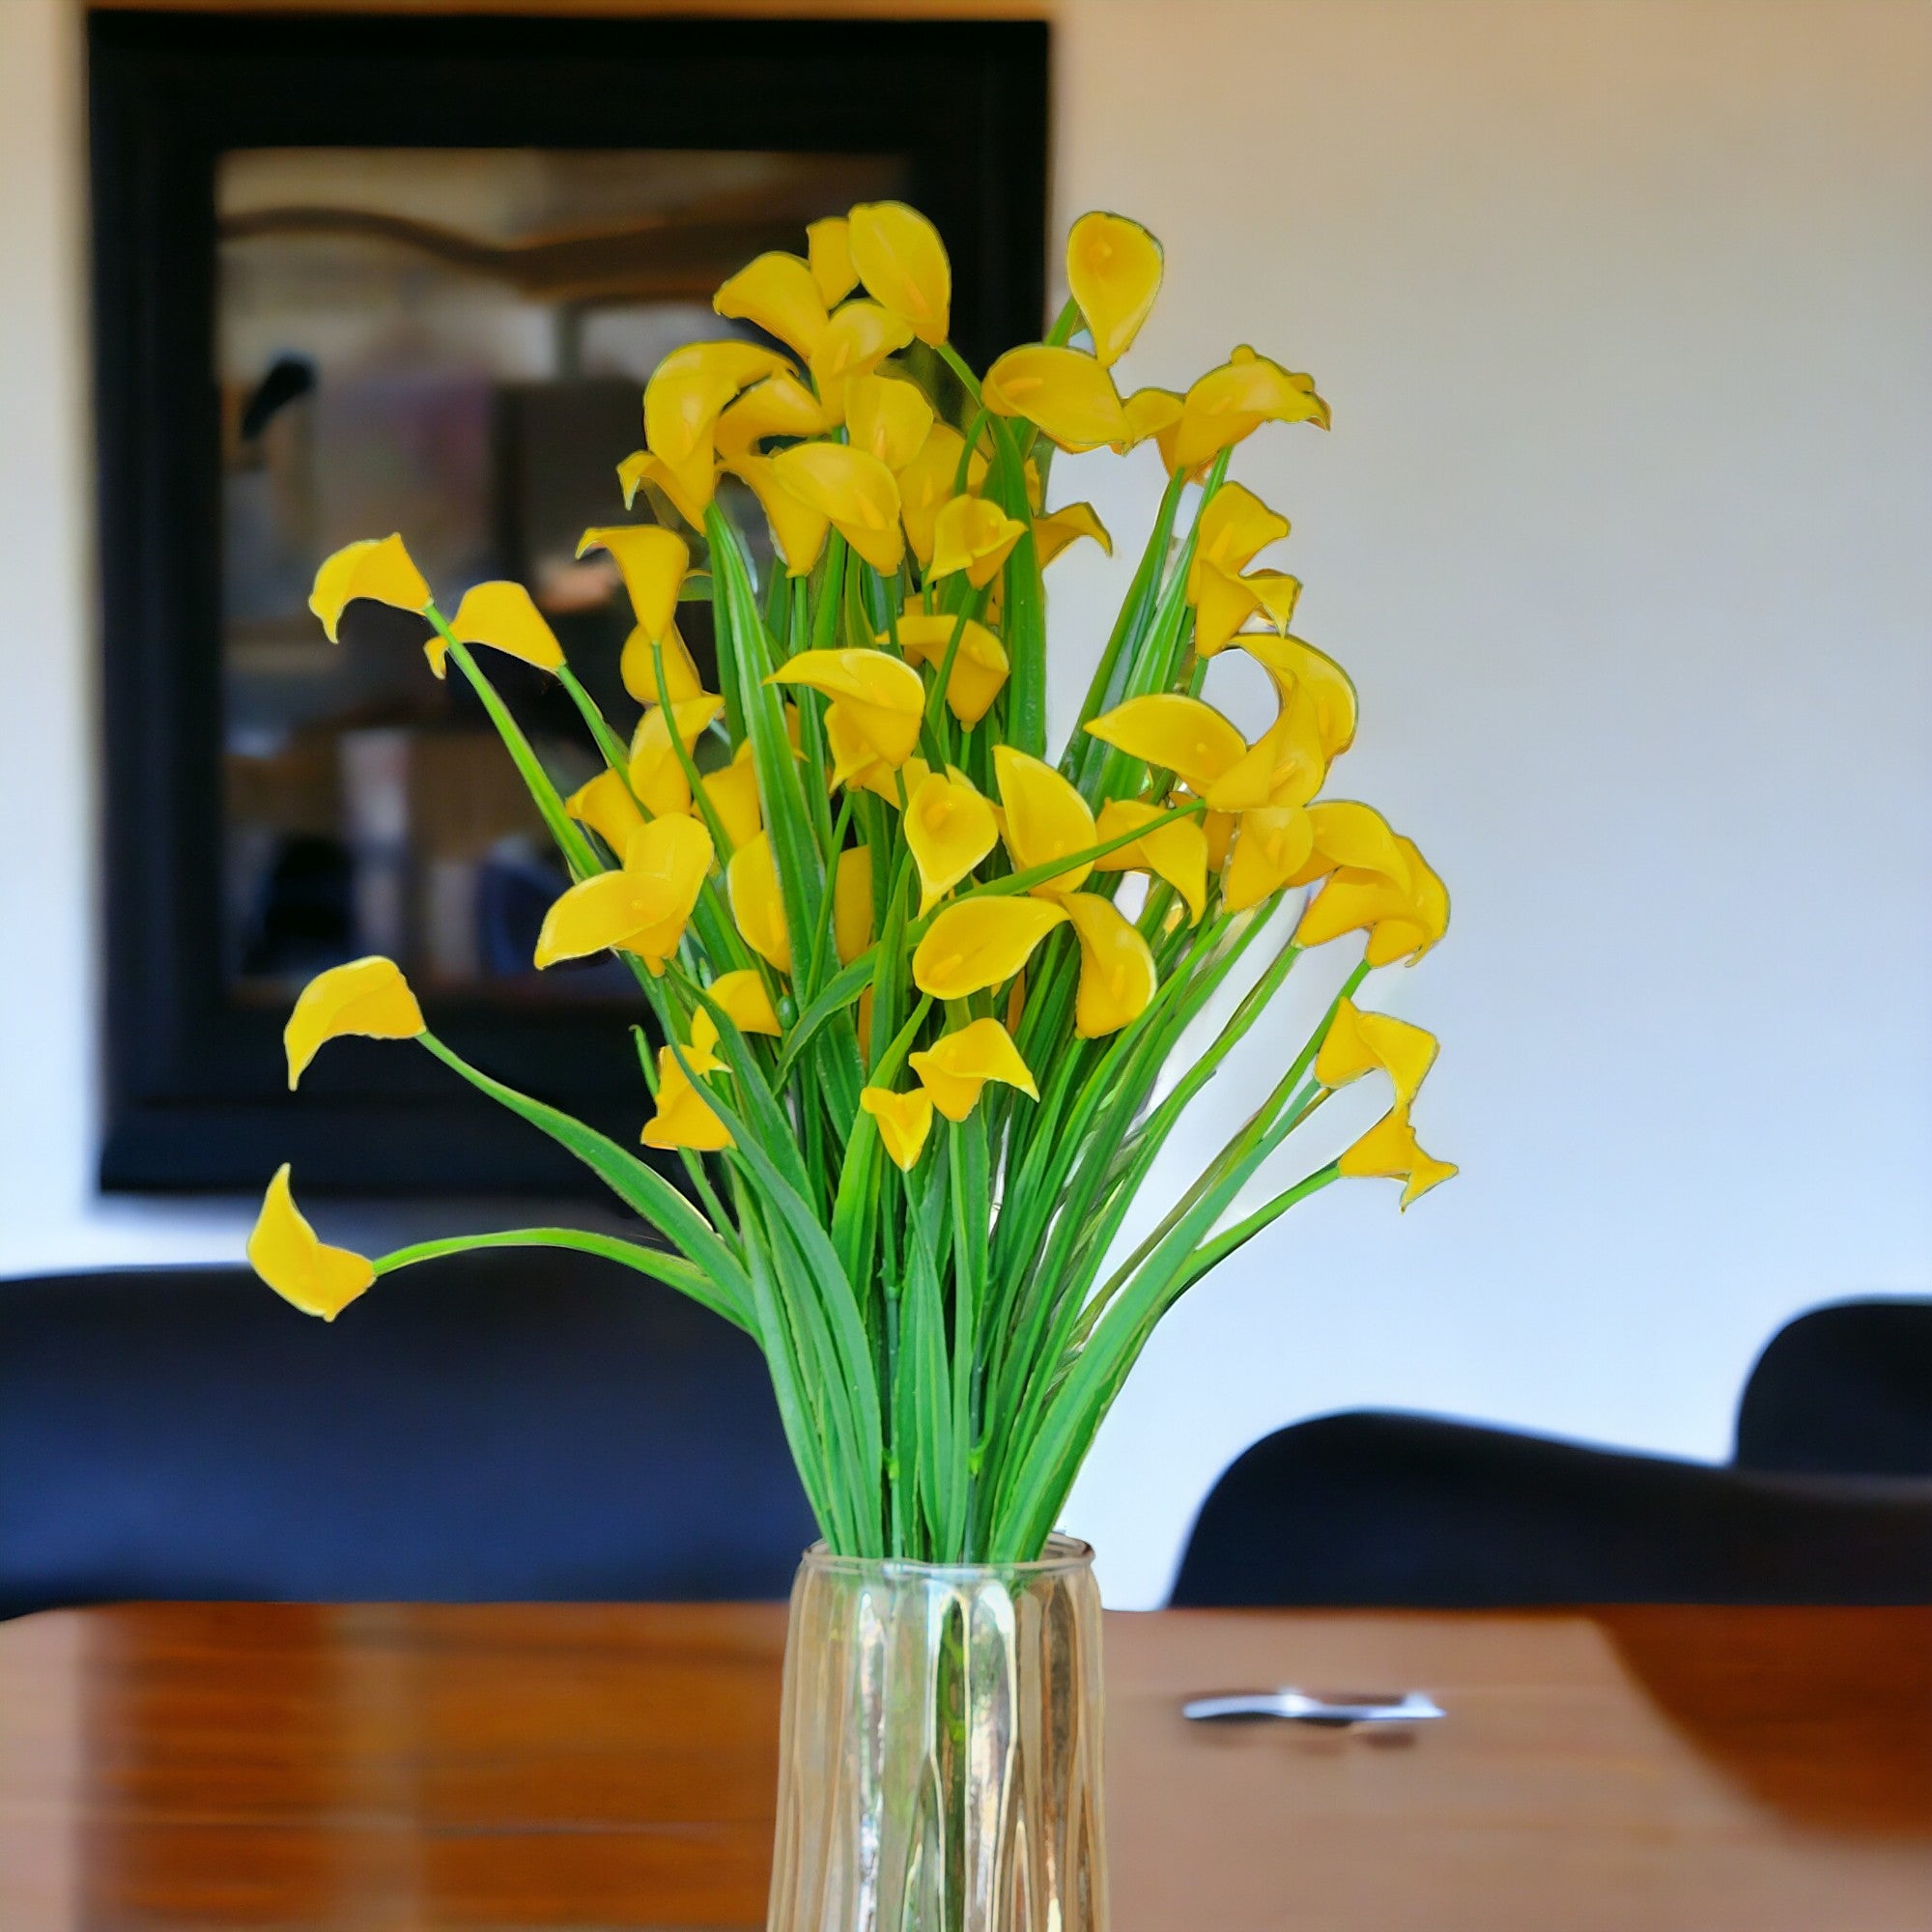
left=262, top=200, right=1453, bottom=1561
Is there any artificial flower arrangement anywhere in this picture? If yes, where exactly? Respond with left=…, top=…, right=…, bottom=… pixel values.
left=249, top=201, right=1453, bottom=1567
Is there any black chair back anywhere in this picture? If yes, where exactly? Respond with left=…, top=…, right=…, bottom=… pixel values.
left=0, top=1254, right=816, bottom=1618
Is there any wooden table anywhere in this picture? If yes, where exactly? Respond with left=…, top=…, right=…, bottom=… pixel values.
left=1, top=1602, right=1926, bottom=1930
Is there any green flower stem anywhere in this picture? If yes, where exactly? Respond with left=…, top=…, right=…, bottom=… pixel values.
left=935, top=340, right=983, bottom=408
left=373, top=1226, right=718, bottom=1307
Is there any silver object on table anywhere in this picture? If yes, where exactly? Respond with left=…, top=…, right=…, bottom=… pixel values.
left=1181, top=1689, right=1445, bottom=1727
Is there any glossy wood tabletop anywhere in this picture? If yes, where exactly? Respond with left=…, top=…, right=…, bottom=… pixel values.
left=1, top=1601, right=1926, bottom=1931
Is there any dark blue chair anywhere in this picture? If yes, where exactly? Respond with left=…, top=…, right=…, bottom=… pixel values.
left=0, top=1251, right=816, bottom=1619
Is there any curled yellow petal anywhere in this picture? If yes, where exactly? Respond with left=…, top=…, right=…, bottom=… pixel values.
left=309, top=534, right=431, bottom=643
left=770, top=648, right=924, bottom=770
left=438, top=580, right=564, bottom=679
left=627, top=693, right=724, bottom=817
left=1084, top=694, right=1247, bottom=793
left=1191, top=559, right=1264, bottom=658
left=904, top=767, right=999, bottom=915
left=929, top=495, right=1026, bottom=588
left=713, top=372, right=832, bottom=461
left=1338, top=1102, right=1457, bottom=1208
left=1035, top=501, right=1113, bottom=568
left=834, top=844, right=875, bottom=966
left=895, top=612, right=1008, bottom=726
left=284, top=955, right=424, bottom=1089
left=248, top=1165, right=374, bottom=1321
left=860, top=1086, right=934, bottom=1171
left=620, top=620, right=705, bottom=708
left=726, top=452, right=832, bottom=577
left=1093, top=799, right=1208, bottom=923
left=579, top=525, right=689, bottom=643
left=1120, top=386, right=1184, bottom=450
left=809, top=299, right=916, bottom=423
left=696, top=741, right=763, bottom=850
left=642, top=1040, right=732, bottom=1152
left=1244, top=571, right=1303, bottom=636
left=727, top=830, right=791, bottom=974
left=994, top=746, right=1097, bottom=895
left=807, top=215, right=857, bottom=306
left=909, top=1017, right=1037, bottom=1123
left=769, top=443, right=905, bottom=573
left=1221, top=804, right=1316, bottom=913
left=643, top=340, right=793, bottom=469
left=848, top=201, right=952, bottom=346
left=896, top=424, right=985, bottom=568
left=845, top=372, right=935, bottom=473
left=1203, top=691, right=1327, bottom=812
left=704, top=967, right=782, bottom=1037
left=1164, top=345, right=1330, bottom=475
left=1066, top=211, right=1163, bottom=367
left=1192, top=483, right=1290, bottom=590
left=1236, top=635, right=1358, bottom=760
left=535, top=814, right=714, bottom=971
left=566, top=767, right=646, bottom=858
left=1292, top=819, right=1449, bottom=966
left=912, top=895, right=1067, bottom=1000
left=617, top=447, right=711, bottom=528
left=713, top=251, right=828, bottom=361
left=1053, top=890, right=1157, bottom=1037
left=1316, top=997, right=1439, bottom=1110
left=983, top=344, right=1129, bottom=450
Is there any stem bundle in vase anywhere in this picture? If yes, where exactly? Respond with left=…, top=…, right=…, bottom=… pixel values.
left=250, top=203, right=1455, bottom=1565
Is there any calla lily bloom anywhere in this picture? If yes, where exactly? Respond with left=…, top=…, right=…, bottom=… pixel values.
left=437, top=580, right=564, bottom=678
left=770, top=648, right=925, bottom=776
left=995, top=747, right=1098, bottom=894
left=580, top=525, right=688, bottom=644
left=727, top=830, right=792, bottom=974
left=536, top=814, right=714, bottom=972
left=1235, top=635, right=1358, bottom=759
left=848, top=201, right=951, bottom=346
left=822, top=710, right=926, bottom=803
left=249, top=1164, right=375, bottom=1321
left=626, top=694, right=725, bottom=817
left=904, top=767, right=999, bottom=915
left=284, top=955, right=425, bottom=1089
left=566, top=768, right=646, bottom=857
left=712, top=372, right=832, bottom=460
left=1203, top=690, right=1327, bottom=812
left=713, top=251, right=829, bottom=361
left=1085, top=694, right=1247, bottom=795
left=1289, top=807, right=1449, bottom=966
left=893, top=611, right=1009, bottom=725
left=895, top=424, right=988, bottom=569
left=909, top=1017, right=1039, bottom=1122
left=928, top=495, right=1026, bottom=587
left=1316, top=997, right=1439, bottom=1109
left=617, top=448, right=711, bottom=529
left=860, top=1086, right=934, bottom=1171
left=696, top=740, right=763, bottom=850
left=1120, top=386, right=1184, bottom=450
left=835, top=845, right=875, bottom=966
left=1338, top=1101, right=1457, bottom=1208
left=806, top=215, right=857, bottom=306
left=1066, top=211, right=1163, bottom=367
left=643, top=340, right=794, bottom=471
left=309, top=534, right=431, bottom=642
left=1035, top=501, right=1113, bottom=567
left=620, top=622, right=705, bottom=709
left=1093, top=799, right=1208, bottom=923
left=643, top=1024, right=731, bottom=1152
left=1159, top=346, right=1330, bottom=476
left=1221, top=804, right=1316, bottom=913
left=1053, top=891, right=1158, bottom=1037
left=1186, top=483, right=1296, bottom=654
left=983, top=344, right=1129, bottom=450
left=809, top=300, right=916, bottom=423
left=726, top=452, right=833, bottom=576
left=845, top=373, right=935, bottom=473
left=703, top=968, right=782, bottom=1037
left=769, top=443, right=905, bottom=572
left=913, top=895, right=1068, bottom=1000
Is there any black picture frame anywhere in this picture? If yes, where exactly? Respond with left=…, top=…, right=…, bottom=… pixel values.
left=89, top=8, right=1050, bottom=1194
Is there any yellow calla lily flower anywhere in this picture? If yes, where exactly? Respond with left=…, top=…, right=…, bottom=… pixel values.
left=703, top=968, right=782, bottom=1037
left=995, top=746, right=1098, bottom=895
left=893, top=611, right=1009, bottom=726
left=579, top=525, right=688, bottom=644
left=1084, top=694, right=1247, bottom=794
left=725, top=452, right=833, bottom=577
left=1066, top=211, right=1163, bottom=368
left=1289, top=809, right=1449, bottom=966
left=904, top=767, right=999, bottom=915
left=929, top=494, right=1026, bottom=587
left=983, top=344, right=1130, bottom=450
left=1202, top=689, right=1327, bottom=813
left=435, top=580, right=564, bottom=678
left=1234, top=635, right=1358, bottom=760
left=834, top=844, right=875, bottom=966
left=617, top=447, right=711, bottom=529
left=848, top=201, right=952, bottom=347
left=248, top=1164, right=375, bottom=1321
left=1316, top=997, right=1438, bottom=1109
left=895, top=423, right=987, bottom=568
left=1243, top=571, right=1303, bottom=636
left=727, top=830, right=791, bottom=974
left=1338, top=1101, right=1457, bottom=1208
left=1093, top=799, right=1209, bottom=923
left=567, top=766, right=647, bottom=858
left=807, top=215, right=857, bottom=306
left=642, top=1029, right=732, bottom=1152
left=908, top=1017, right=1038, bottom=1123
left=1035, top=501, right=1113, bottom=568
left=696, top=740, right=763, bottom=851
left=1190, top=483, right=1290, bottom=597
left=713, top=251, right=829, bottom=361
left=535, top=814, right=714, bottom=973
left=912, top=895, right=1068, bottom=1000
left=628, top=693, right=725, bottom=817
left=860, top=1086, right=934, bottom=1171
left=308, top=534, right=431, bottom=642
left=1160, top=345, right=1330, bottom=476
left=642, top=340, right=794, bottom=471
left=1120, top=386, right=1184, bottom=450
left=284, top=954, right=425, bottom=1089
left=769, top=648, right=925, bottom=775
left=768, top=443, right=905, bottom=573
left=809, top=299, right=916, bottom=424
left=713, top=372, right=832, bottom=461
left=845, top=372, right=935, bottom=473
left=620, top=621, right=705, bottom=709
left=1052, top=891, right=1158, bottom=1037
left=1221, top=804, right=1316, bottom=913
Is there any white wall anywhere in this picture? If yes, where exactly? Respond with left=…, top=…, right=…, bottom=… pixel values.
left=1, top=0, right=1927, bottom=1606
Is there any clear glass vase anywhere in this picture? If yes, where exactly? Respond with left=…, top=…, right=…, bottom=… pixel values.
left=766, top=1536, right=1108, bottom=1932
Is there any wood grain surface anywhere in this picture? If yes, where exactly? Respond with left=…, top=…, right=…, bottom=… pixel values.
left=1, top=1601, right=1926, bottom=1930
